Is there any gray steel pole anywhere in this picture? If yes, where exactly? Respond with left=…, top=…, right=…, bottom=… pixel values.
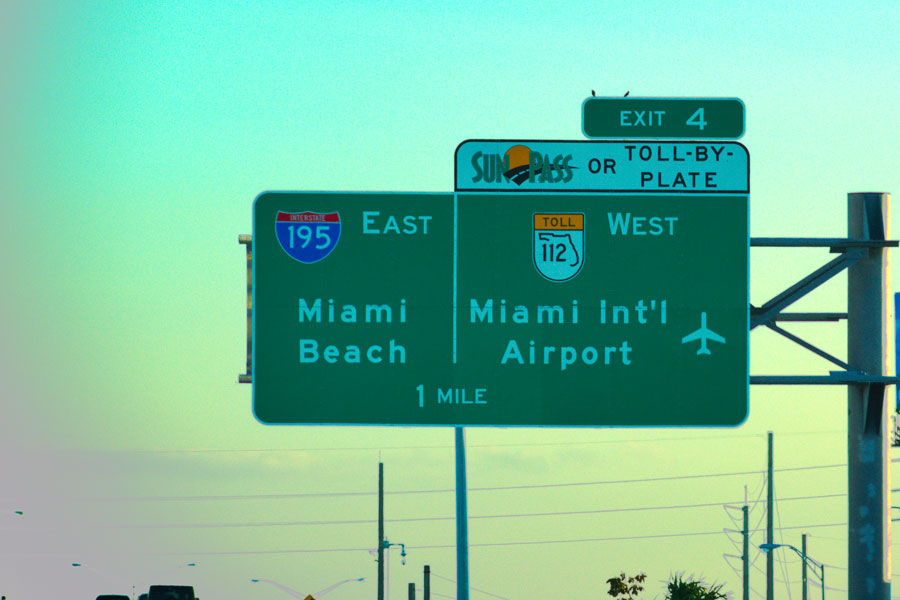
left=455, top=427, right=470, bottom=600
left=802, top=534, right=808, bottom=600
left=767, top=431, right=774, bottom=600
left=408, top=583, right=415, bottom=600
left=378, top=462, right=385, bottom=600
left=743, top=505, right=749, bottom=600
left=423, top=565, right=430, bottom=600
left=848, top=192, right=892, bottom=600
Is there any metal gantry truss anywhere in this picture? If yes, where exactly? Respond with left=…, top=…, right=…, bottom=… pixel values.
left=238, top=234, right=900, bottom=387
left=749, top=237, right=899, bottom=386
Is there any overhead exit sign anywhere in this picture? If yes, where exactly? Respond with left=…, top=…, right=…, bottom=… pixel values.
left=252, top=141, right=748, bottom=428
left=582, top=97, right=745, bottom=139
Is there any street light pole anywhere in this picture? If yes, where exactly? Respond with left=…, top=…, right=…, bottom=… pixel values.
left=315, top=577, right=365, bottom=597
left=135, top=562, right=196, bottom=594
left=250, top=577, right=364, bottom=599
left=382, top=540, right=407, bottom=600
left=70, top=562, right=130, bottom=591
left=250, top=579, right=306, bottom=599
left=760, top=543, right=825, bottom=600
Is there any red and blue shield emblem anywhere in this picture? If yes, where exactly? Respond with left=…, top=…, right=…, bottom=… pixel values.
left=275, top=211, right=341, bottom=263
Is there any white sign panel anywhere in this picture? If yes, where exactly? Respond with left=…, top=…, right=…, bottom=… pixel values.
left=455, top=140, right=749, bottom=193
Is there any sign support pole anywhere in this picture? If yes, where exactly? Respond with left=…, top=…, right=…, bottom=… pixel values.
left=455, top=427, right=469, bottom=600
left=847, top=192, right=892, bottom=600
left=766, top=432, right=774, bottom=600
left=742, top=505, right=749, bottom=600
left=378, top=461, right=385, bottom=600
left=802, top=533, right=808, bottom=600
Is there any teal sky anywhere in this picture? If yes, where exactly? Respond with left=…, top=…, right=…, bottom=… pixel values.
left=1, top=1, right=899, bottom=599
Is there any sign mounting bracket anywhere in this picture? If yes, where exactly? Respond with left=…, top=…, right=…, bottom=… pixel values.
left=749, top=235, right=900, bottom=386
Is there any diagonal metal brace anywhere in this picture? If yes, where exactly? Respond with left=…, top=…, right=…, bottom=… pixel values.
left=750, top=247, right=866, bottom=329
left=765, top=321, right=853, bottom=371
left=751, top=374, right=900, bottom=385
left=863, top=383, right=886, bottom=434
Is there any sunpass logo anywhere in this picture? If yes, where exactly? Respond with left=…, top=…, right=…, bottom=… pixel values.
left=471, top=145, right=575, bottom=186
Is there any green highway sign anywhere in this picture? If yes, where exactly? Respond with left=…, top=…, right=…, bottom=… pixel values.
left=253, top=142, right=749, bottom=427
left=582, top=97, right=745, bottom=139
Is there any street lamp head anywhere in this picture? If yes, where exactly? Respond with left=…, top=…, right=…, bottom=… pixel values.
left=251, top=579, right=260, bottom=583
left=759, top=543, right=782, bottom=552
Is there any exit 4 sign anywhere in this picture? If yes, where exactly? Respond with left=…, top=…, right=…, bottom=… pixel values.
left=583, top=97, right=745, bottom=139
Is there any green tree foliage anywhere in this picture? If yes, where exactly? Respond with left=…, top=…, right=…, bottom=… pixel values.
left=606, top=572, right=646, bottom=599
left=664, top=574, right=727, bottom=600
left=891, top=413, right=900, bottom=447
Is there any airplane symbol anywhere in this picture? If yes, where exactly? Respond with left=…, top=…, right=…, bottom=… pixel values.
left=681, top=312, right=726, bottom=355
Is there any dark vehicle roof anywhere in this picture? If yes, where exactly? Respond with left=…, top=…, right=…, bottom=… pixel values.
left=148, top=585, right=195, bottom=600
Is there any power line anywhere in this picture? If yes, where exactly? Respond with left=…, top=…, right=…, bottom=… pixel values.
left=722, top=554, right=767, bottom=599
left=0, top=522, right=849, bottom=558
left=722, top=478, right=768, bottom=572
left=9, top=493, right=848, bottom=531
left=61, top=464, right=848, bottom=503
left=429, top=571, right=510, bottom=600
left=740, top=568, right=859, bottom=593
left=773, top=486, right=793, bottom=600
left=78, top=429, right=845, bottom=455
left=730, top=555, right=797, bottom=587
left=802, top=533, right=846, bottom=542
